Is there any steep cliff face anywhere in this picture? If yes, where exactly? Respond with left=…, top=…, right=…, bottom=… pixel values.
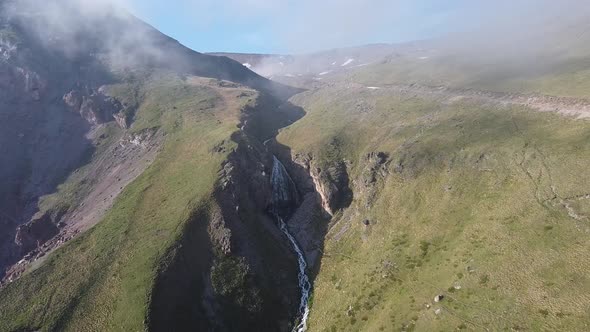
left=0, top=61, right=94, bottom=276
left=296, top=155, right=353, bottom=216
left=63, top=87, right=126, bottom=126
left=0, top=1, right=114, bottom=276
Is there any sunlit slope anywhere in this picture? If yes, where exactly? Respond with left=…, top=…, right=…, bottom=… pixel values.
left=277, top=84, right=590, bottom=331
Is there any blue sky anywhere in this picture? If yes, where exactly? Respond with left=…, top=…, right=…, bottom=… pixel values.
left=123, top=0, right=471, bottom=54
left=121, top=0, right=582, bottom=55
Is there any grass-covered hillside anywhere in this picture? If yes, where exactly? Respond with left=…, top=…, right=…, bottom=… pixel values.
left=0, top=73, right=298, bottom=331
left=277, top=82, right=590, bottom=331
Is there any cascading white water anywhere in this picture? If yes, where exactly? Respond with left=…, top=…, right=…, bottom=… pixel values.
left=278, top=217, right=311, bottom=332
left=271, top=156, right=298, bottom=210
left=270, top=156, right=311, bottom=332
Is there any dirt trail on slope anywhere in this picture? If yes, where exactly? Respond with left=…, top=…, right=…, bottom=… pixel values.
left=360, top=83, right=590, bottom=119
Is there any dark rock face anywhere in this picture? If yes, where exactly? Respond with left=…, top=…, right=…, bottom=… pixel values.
left=64, top=89, right=124, bottom=126
left=320, top=160, right=353, bottom=213
left=0, top=65, right=94, bottom=277
left=0, top=18, right=99, bottom=277
left=15, top=212, right=60, bottom=255
left=289, top=153, right=352, bottom=216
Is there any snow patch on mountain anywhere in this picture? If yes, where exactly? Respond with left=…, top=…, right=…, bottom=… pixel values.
left=341, top=58, right=355, bottom=66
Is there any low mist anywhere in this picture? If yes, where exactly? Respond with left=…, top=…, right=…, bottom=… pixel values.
left=1, top=0, right=192, bottom=71
left=3, top=0, right=590, bottom=80
left=440, top=1, right=590, bottom=58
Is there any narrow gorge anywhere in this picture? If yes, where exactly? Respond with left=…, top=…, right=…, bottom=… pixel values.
left=270, top=156, right=312, bottom=331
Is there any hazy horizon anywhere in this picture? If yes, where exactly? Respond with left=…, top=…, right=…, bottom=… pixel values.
left=119, top=0, right=590, bottom=55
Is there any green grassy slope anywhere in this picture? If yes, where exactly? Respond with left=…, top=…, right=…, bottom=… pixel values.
left=277, top=85, right=590, bottom=331
left=0, top=74, right=254, bottom=331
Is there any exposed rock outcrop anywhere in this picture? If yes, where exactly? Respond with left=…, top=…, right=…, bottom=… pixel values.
left=14, top=212, right=60, bottom=255
left=292, top=154, right=353, bottom=216
left=113, top=111, right=130, bottom=129
left=63, top=88, right=126, bottom=126
left=358, top=151, right=390, bottom=208
left=283, top=191, right=326, bottom=267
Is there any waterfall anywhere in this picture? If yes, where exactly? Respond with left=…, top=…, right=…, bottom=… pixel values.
left=270, top=156, right=299, bottom=216
left=270, top=156, right=311, bottom=332
left=278, top=217, right=311, bottom=332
